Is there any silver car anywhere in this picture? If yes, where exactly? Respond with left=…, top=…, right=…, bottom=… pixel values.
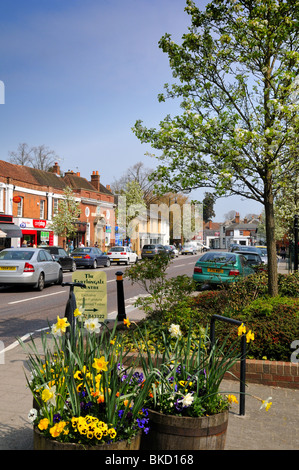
left=0, top=248, right=63, bottom=291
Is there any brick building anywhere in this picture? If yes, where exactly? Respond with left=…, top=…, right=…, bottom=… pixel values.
left=0, top=160, right=115, bottom=251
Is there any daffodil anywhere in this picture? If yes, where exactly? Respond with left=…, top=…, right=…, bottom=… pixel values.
left=238, top=323, right=246, bottom=336
left=51, top=316, right=70, bottom=337
left=227, top=394, right=238, bottom=404
left=259, top=397, right=272, bottom=411
left=41, top=384, right=56, bottom=406
left=123, top=318, right=131, bottom=328
left=169, top=323, right=182, bottom=338
left=84, top=317, right=101, bottom=334
left=246, top=330, right=255, bottom=343
left=92, top=356, right=109, bottom=372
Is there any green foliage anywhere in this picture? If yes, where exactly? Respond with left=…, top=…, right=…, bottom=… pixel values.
left=124, top=256, right=195, bottom=319
left=48, top=186, right=81, bottom=239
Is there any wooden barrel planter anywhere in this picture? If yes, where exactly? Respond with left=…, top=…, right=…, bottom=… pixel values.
left=33, top=428, right=141, bottom=451
left=140, top=410, right=228, bottom=450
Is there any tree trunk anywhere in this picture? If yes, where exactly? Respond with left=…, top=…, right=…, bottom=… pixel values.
left=264, top=175, right=278, bottom=297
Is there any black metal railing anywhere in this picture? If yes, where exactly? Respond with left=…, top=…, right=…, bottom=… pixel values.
left=210, top=314, right=247, bottom=416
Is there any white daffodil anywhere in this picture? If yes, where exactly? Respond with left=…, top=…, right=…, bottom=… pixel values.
left=168, top=324, right=182, bottom=338
left=84, top=317, right=102, bottom=334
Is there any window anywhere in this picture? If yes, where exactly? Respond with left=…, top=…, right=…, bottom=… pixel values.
left=0, top=188, right=3, bottom=212
left=40, top=200, right=45, bottom=219
left=53, top=198, right=59, bottom=214
left=17, top=198, right=23, bottom=217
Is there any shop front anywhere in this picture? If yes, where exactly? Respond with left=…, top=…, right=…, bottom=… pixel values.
left=0, top=214, right=23, bottom=250
left=14, top=218, right=55, bottom=247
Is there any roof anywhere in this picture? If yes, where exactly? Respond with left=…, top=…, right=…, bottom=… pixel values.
left=64, top=173, right=113, bottom=195
left=226, top=223, right=258, bottom=230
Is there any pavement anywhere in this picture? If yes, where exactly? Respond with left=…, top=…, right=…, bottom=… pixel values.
left=0, top=258, right=298, bottom=451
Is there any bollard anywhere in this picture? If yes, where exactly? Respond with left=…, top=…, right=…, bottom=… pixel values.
left=115, top=271, right=126, bottom=321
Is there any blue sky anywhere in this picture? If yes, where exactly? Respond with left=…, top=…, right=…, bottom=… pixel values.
left=0, top=0, right=263, bottom=221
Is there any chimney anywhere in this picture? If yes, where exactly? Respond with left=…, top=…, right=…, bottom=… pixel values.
left=76, top=172, right=80, bottom=177
left=235, top=212, right=240, bottom=224
left=209, top=220, right=212, bottom=229
left=106, top=184, right=111, bottom=191
left=53, top=162, right=60, bottom=176
left=244, top=217, right=247, bottom=224
left=90, top=171, right=100, bottom=191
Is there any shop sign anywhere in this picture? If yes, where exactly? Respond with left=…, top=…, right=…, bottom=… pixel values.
left=33, top=220, right=47, bottom=229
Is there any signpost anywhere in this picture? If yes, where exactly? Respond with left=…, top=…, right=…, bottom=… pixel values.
left=72, top=271, right=107, bottom=321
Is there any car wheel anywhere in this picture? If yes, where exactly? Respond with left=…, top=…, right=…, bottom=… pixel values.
left=36, top=273, right=45, bottom=291
left=56, top=269, right=63, bottom=285
left=71, top=261, right=76, bottom=272
left=105, top=258, right=110, bottom=267
left=93, top=259, right=98, bottom=269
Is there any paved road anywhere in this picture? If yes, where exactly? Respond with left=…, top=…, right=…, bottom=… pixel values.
left=0, top=254, right=197, bottom=348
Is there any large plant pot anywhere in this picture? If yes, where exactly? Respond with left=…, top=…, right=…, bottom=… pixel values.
left=33, top=427, right=141, bottom=451
left=140, top=410, right=228, bottom=450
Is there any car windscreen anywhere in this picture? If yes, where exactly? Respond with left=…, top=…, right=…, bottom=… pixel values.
left=200, top=253, right=237, bottom=263
left=110, top=247, right=125, bottom=252
left=143, top=245, right=156, bottom=249
left=0, top=250, right=34, bottom=260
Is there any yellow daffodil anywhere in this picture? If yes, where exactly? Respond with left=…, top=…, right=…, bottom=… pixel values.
left=123, top=318, right=131, bottom=328
left=92, top=356, right=108, bottom=372
left=238, top=323, right=246, bottom=336
left=246, top=330, right=255, bottom=343
left=260, top=397, right=272, bottom=411
left=227, top=394, right=239, bottom=404
left=51, top=316, right=70, bottom=337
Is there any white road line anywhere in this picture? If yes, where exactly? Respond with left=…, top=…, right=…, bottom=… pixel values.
left=8, top=290, right=66, bottom=305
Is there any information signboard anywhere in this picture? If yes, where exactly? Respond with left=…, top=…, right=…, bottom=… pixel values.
left=72, top=271, right=107, bottom=321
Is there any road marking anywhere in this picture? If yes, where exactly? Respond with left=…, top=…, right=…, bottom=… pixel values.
left=8, top=290, right=66, bottom=305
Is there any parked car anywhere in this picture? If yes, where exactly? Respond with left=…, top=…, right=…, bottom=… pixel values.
left=107, top=246, right=138, bottom=265
left=40, top=246, right=76, bottom=272
left=141, top=244, right=167, bottom=259
left=255, top=246, right=268, bottom=264
left=71, top=247, right=110, bottom=268
left=169, top=245, right=179, bottom=257
left=231, top=245, right=267, bottom=263
left=234, top=251, right=263, bottom=270
left=0, top=248, right=63, bottom=291
left=197, top=242, right=210, bottom=252
left=193, top=251, right=254, bottom=289
left=181, top=243, right=197, bottom=255
left=164, top=245, right=176, bottom=258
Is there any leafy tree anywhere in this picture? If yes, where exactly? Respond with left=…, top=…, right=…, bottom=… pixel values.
left=202, top=192, right=216, bottom=222
left=48, top=187, right=81, bottom=246
left=133, top=0, right=299, bottom=296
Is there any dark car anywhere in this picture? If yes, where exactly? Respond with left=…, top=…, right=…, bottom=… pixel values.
left=141, top=244, right=167, bottom=259
left=71, top=247, right=111, bottom=268
left=164, top=245, right=175, bottom=258
left=41, top=246, right=76, bottom=272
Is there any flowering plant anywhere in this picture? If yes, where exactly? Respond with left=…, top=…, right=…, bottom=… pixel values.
left=134, top=321, right=272, bottom=417
left=21, top=314, right=152, bottom=446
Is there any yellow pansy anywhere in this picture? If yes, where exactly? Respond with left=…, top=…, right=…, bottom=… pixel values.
left=38, top=418, right=49, bottom=430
